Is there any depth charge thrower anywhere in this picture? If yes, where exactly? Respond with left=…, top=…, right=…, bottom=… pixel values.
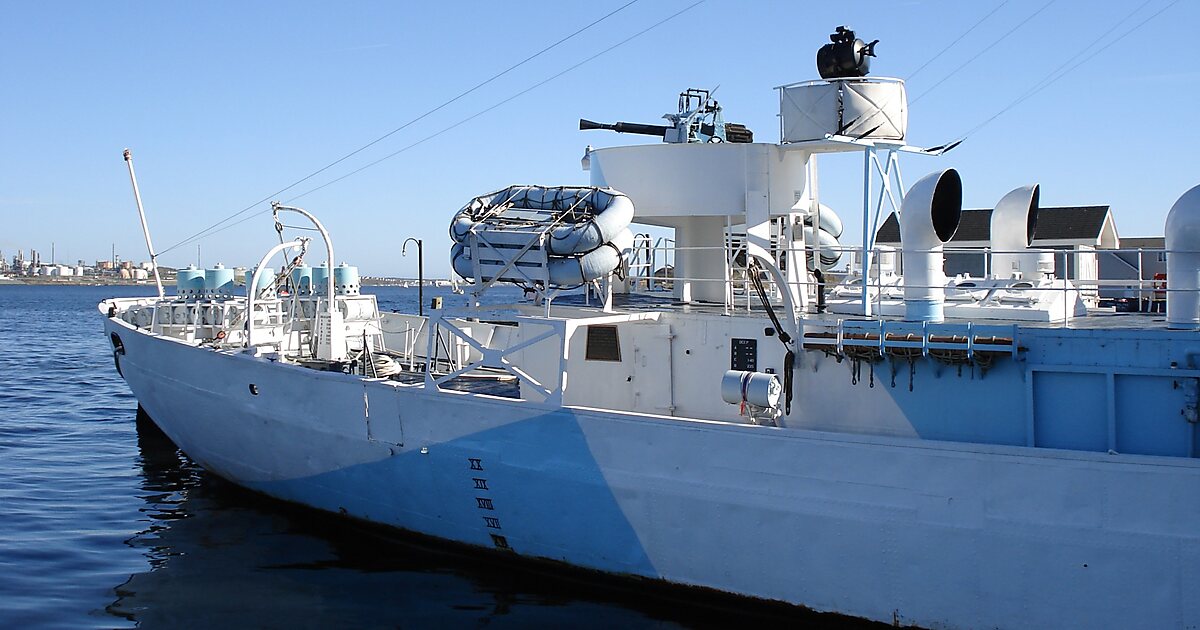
left=580, top=88, right=753, bottom=144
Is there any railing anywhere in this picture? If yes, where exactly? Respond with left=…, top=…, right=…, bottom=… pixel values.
left=616, top=241, right=1178, bottom=325
left=117, top=292, right=387, bottom=360
left=622, top=235, right=675, bottom=294
left=424, top=313, right=565, bottom=405
left=419, top=310, right=663, bottom=405
left=378, top=313, right=427, bottom=371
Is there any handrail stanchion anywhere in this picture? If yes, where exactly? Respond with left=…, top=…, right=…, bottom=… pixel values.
left=1062, top=250, right=1069, bottom=327
left=1137, top=248, right=1144, bottom=311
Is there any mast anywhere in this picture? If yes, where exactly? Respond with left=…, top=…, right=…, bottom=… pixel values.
left=122, top=148, right=165, bottom=298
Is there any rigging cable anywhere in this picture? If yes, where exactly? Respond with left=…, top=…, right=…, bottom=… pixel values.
left=904, top=1, right=1010, bottom=82
left=955, top=0, right=1178, bottom=140
left=158, top=0, right=644, bottom=256
left=827, top=1, right=1015, bottom=145
left=176, top=0, right=706, bottom=245
left=284, top=1, right=705, bottom=203
left=909, top=0, right=1057, bottom=105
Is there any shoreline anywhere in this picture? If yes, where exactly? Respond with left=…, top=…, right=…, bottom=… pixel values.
left=0, top=277, right=443, bottom=287
left=1, top=277, right=156, bottom=286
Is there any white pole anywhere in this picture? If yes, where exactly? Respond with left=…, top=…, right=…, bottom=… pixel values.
left=271, top=203, right=335, bottom=316
left=122, top=149, right=164, bottom=298
left=861, top=147, right=873, bottom=316
left=271, top=203, right=344, bottom=361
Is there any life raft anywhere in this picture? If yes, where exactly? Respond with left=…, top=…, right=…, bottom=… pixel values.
left=802, top=204, right=845, bottom=271
left=449, top=185, right=635, bottom=286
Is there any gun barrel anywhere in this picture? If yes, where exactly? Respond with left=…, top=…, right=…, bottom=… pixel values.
left=579, top=119, right=670, bottom=138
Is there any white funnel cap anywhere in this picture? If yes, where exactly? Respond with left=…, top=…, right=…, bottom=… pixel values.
left=1166, top=184, right=1200, bottom=329
left=990, top=184, right=1040, bottom=279
left=900, top=169, right=962, bottom=322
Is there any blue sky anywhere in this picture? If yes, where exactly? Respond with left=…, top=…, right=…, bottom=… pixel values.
left=1, top=1, right=1196, bottom=276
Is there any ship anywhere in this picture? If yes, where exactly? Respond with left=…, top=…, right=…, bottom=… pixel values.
left=102, top=27, right=1200, bottom=629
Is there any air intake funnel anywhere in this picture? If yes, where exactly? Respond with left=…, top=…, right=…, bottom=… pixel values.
left=990, top=184, right=1040, bottom=279
left=900, top=169, right=962, bottom=322
left=1166, top=184, right=1200, bottom=329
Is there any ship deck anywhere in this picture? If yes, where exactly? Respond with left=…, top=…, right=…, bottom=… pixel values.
left=551, top=292, right=1172, bottom=332
left=388, top=370, right=522, bottom=398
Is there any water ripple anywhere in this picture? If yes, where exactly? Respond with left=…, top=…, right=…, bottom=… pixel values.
left=0, top=285, right=849, bottom=629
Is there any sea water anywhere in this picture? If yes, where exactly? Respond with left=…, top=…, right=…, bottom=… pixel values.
left=0, top=285, right=872, bottom=628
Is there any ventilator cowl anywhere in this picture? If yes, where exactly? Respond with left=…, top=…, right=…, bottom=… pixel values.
left=899, top=169, right=962, bottom=322
left=1166, top=184, right=1200, bottom=329
left=990, top=184, right=1040, bottom=279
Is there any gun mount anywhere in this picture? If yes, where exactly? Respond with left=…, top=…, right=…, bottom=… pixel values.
left=579, top=119, right=672, bottom=138
left=581, top=88, right=753, bottom=144
left=816, top=26, right=878, bottom=79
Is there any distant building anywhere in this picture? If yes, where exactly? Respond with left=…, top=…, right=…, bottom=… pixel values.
left=1097, top=236, right=1166, bottom=301
left=874, top=205, right=1179, bottom=309
left=876, top=205, right=1120, bottom=303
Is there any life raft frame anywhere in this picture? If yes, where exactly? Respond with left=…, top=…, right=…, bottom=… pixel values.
left=449, top=185, right=635, bottom=311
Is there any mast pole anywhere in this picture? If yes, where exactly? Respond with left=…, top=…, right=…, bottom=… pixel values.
left=403, top=238, right=424, bottom=316
left=122, top=149, right=164, bottom=298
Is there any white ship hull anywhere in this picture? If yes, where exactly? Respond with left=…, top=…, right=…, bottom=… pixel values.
left=106, top=314, right=1200, bottom=629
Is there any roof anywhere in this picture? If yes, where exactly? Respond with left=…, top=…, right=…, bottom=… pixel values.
left=1119, top=236, right=1164, bottom=248
left=876, top=206, right=1113, bottom=245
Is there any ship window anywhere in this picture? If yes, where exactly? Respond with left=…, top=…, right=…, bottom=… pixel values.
left=585, top=325, right=621, bottom=361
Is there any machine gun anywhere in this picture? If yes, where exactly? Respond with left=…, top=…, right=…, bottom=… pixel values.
left=580, top=88, right=753, bottom=144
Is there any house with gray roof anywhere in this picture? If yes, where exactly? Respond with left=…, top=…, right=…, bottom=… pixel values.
left=875, top=206, right=1120, bottom=302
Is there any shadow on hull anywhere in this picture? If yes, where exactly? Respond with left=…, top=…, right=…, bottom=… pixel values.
left=110, top=407, right=888, bottom=629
